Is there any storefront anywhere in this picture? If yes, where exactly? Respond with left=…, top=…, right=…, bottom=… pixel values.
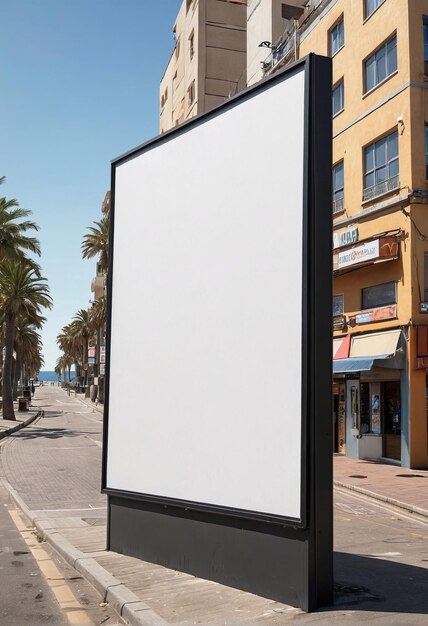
left=333, top=329, right=405, bottom=461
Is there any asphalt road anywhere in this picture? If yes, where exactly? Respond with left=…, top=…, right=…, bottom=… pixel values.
left=1, top=385, right=428, bottom=624
left=0, top=482, right=69, bottom=626
left=0, top=387, right=120, bottom=626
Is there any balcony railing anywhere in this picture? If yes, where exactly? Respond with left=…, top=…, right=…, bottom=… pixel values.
left=363, top=175, right=399, bottom=202
left=262, top=32, right=296, bottom=75
left=333, top=196, right=344, bottom=214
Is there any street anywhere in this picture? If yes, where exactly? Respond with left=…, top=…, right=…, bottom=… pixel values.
left=0, top=385, right=428, bottom=624
left=0, top=386, right=120, bottom=626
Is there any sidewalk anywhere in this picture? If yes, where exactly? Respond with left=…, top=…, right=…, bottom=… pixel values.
left=66, top=389, right=104, bottom=415
left=333, top=454, right=428, bottom=517
left=0, top=403, right=41, bottom=439
left=2, top=389, right=428, bottom=625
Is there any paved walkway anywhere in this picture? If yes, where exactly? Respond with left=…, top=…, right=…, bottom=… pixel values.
left=334, top=455, right=428, bottom=516
left=1, top=386, right=428, bottom=625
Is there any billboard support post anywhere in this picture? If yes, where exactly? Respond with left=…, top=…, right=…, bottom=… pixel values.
left=103, top=54, right=332, bottom=612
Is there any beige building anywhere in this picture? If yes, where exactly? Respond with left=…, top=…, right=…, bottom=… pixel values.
left=247, top=0, right=428, bottom=468
left=160, top=0, right=247, bottom=132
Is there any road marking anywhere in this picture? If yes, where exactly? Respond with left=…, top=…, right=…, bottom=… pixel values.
left=369, top=552, right=402, bottom=557
left=56, top=400, right=87, bottom=408
left=8, top=509, right=93, bottom=625
left=335, top=488, right=428, bottom=538
left=84, top=436, right=102, bottom=448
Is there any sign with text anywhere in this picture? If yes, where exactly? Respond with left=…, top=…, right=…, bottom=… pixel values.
left=354, top=304, right=397, bottom=325
left=333, top=226, right=358, bottom=249
left=338, top=239, right=379, bottom=269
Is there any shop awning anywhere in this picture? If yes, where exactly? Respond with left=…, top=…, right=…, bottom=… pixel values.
left=333, top=354, right=396, bottom=373
left=350, top=329, right=401, bottom=357
left=333, top=334, right=351, bottom=360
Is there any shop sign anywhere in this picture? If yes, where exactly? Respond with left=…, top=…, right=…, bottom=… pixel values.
left=100, top=346, right=106, bottom=364
left=332, top=383, right=339, bottom=394
left=336, top=236, right=399, bottom=272
left=88, top=347, right=96, bottom=358
left=88, top=357, right=95, bottom=365
left=420, top=303, right=428, bottom=313
left=338, top=240, right=379, bottom=269
left=354, top=304, right=397, bottom=325
left=333, top=226, right=358, bottom=250
left=100, top=364, right=105, bottom=376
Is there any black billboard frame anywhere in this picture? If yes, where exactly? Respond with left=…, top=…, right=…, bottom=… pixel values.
left=102, top=53, right=333, bottom=611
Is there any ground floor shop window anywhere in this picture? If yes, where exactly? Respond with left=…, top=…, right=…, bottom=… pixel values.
left=383, top=380, right=401, bottom=460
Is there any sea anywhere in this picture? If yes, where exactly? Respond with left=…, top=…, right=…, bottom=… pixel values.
left=37, top=371, right=76, bottom=382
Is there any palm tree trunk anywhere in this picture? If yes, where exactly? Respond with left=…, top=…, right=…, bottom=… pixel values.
left=3, top=316, right=16, bottom=420
left=13, top=357, right=20, bottom=401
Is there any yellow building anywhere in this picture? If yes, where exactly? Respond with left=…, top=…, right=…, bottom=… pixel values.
left=160, top=0, right=247, bottom=132
left=248, top=0, right=428, bottom=468
left=159, top=0, right=428, bottom=468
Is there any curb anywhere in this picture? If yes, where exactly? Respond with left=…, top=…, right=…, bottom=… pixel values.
left=71, top=390, right=104, bottom=415
left=2, top=479, right=167, bottom=625
left=0, top=409, right=42, bottom=440
left=334, top=479, right=428, bottom=519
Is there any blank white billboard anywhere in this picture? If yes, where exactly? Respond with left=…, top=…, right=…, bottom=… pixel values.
left=106, top=66, right=307, bottom=522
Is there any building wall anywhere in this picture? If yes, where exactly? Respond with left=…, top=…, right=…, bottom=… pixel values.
left=247, top=0, right=289, bottom=85
left=160, top=0, right=247, bottom=132
left=248, top=0, right=428, bottom=467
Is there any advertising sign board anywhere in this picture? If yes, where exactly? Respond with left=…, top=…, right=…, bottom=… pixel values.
left=103, top=55, right=332, bottom=612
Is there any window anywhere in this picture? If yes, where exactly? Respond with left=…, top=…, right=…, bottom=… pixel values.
left=424, top=17, right=428, bottom=75
left=189, top=30, right=194, bottom=60
left=365, top=0, right=386, bottom=19
left=333, top=161, right=344, bottom=214
left=175, top=36, right=181, bottom=58
left=188, top=80, right=195, bottom=105
left=364, top=35, right=397, bottom=93
left=424, top=253, right=428, bottom=301
left=362, top=281, right=396, bottom=310
left=161, top=88, right=168, bottom=108
left=332, top=80, right=344, bottom=116
left=363, top=130, right=399, bottom=201
left=426, top=124, right=428, bottom=180
left=329, top=18, right=344, bottom=56
left=333, top=294, right=344, bottom=317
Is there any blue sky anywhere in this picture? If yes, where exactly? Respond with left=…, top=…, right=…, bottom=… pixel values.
left=0, top=0, right=181, bottom=369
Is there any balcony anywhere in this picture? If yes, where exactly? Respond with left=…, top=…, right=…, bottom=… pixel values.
left=261, top=0, right=334, bottom=76
left=363, top=175, right=399, bottom=203
left=333, top=196, right=344, bottom=215
left=262, top=32, right=296, bottom=76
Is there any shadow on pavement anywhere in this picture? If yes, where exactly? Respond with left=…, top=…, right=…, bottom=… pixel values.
left=331, top=551, right=428, bottom=613
left=13, top=427, right=97, bottom=440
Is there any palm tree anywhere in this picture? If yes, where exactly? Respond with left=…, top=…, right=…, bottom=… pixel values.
left=55, top=354, right=73, bottom=384
left=89, top=295, right=106, bottom=333
left=0, top=197, right=41, bottom=264
left=69, top=309, right=93, bottom=394
left=57, top=323, right=81, bottom=379
left=81, top=215, right=109, bottom=273
left=0, top=259, right=52, bottom=420
left=14, top=320, right=44, bottom=392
